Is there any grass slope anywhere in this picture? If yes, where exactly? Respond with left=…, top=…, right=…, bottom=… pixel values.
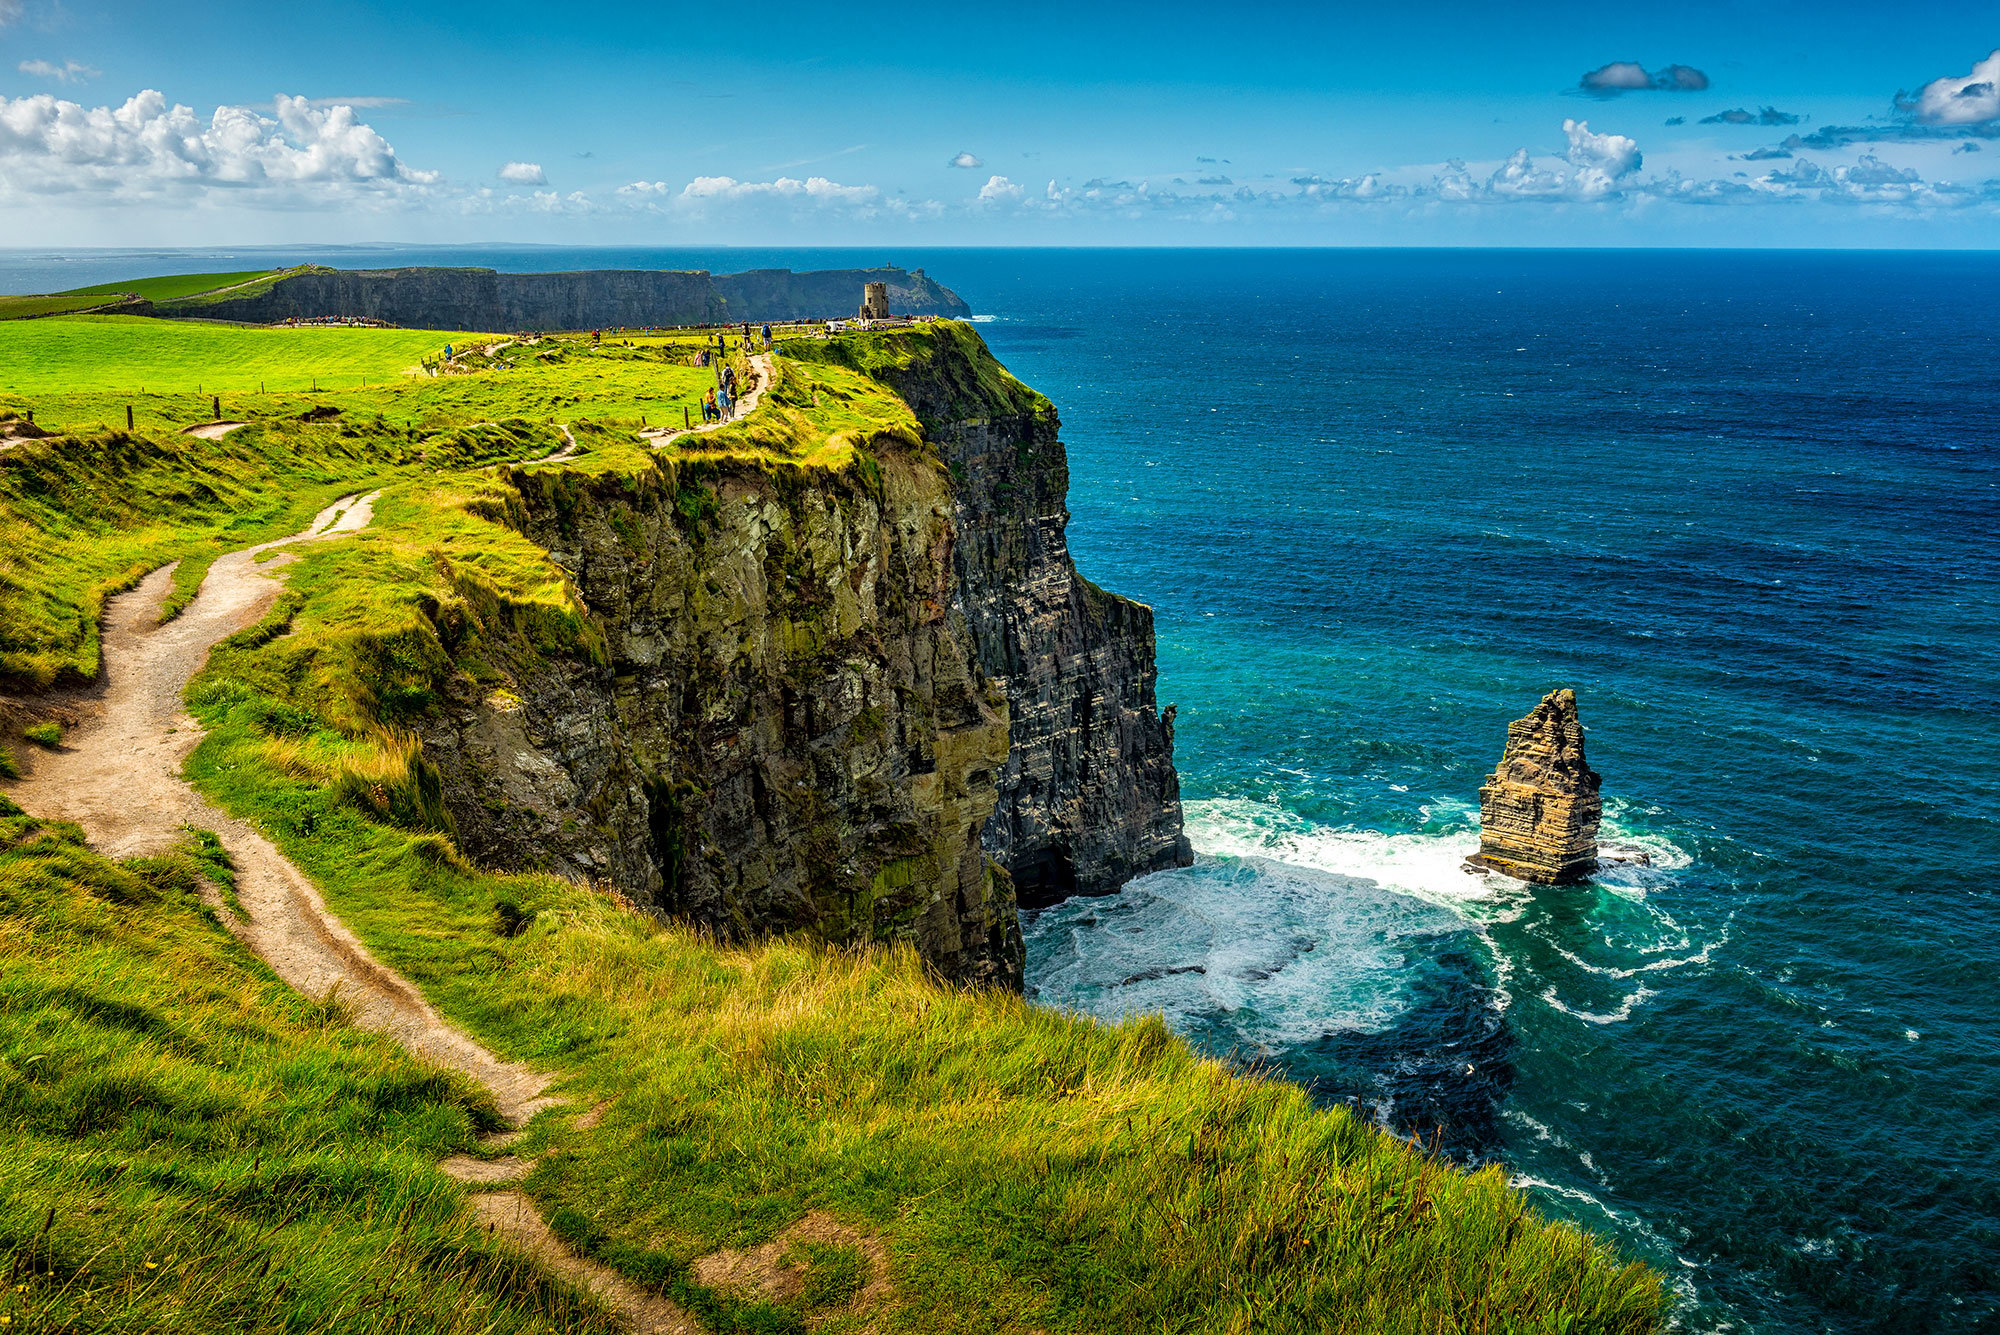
left=0, top=803, right=622, bottom=1334
left=57, top=270, right=281, bottom=303
left=0, top=295, right=134, bottom=321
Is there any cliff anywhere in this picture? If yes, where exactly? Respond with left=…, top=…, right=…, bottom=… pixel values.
left=1469, top=688, right=1602, bottom=883
left=783, top=332, right=1193, bottom=904
left=417, top=324, right=1187, bottom=985
left=155, top=265, right=969, bottom=330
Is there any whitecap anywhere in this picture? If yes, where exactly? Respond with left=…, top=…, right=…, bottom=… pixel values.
left=1183, top=796, right=1504, bottom=912
left=1540, top=983, right=1655, bottom=1026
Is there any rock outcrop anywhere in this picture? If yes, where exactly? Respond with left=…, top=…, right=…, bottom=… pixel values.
left=157, top=266, right=970, bottom=331
left=1468, top=689, right=1601, bottom=883
left=416, top=325, right=1186, bottom=987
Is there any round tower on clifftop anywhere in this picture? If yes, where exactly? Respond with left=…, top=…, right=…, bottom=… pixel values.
left=1467, top=688, right=1602, bottom=883
left=859, top=281, right=890, bottom=321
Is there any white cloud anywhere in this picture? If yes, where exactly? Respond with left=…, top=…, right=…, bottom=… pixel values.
left=18, top=60, right=100, bottom=85
left=1903, top=49, right=2000, bottom=126
left=948, top=150, right=982, bottom=169
left=680, top=174, right=881, bottom=206
left=497, top=160, right=546, bottom=185
left=0, top=90, right=438, bottom=202
left=1563, top=117, right=1643, bottom=197
left=0, top=0, right=21, bottom=28
left=976, top=173, right=1023, bottom=204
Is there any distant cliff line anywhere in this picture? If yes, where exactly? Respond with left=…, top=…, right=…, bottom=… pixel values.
left=151, top=265, right=971, bottom=331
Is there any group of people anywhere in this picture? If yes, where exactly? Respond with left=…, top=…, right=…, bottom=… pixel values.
left=698, top=356, right=744, bottom=423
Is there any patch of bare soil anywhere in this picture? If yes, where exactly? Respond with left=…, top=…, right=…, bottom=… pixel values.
left=691, top=1211, right=892, bottom=1323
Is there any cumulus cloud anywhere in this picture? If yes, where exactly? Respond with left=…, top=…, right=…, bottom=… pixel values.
left=18, top=60, right=100, bottom=85
left=1700, top=106, right=1799, bottom=126
left=948, top=150, right=982, bottom=168
left=1581, top=62, right=1709, bottom=95
left=1900, top=49, right=2000, bottom=125
left=975, top=173, right=1023, bottom=204
left=0, top=90, right=438, bottom=202
left=497, top=160, right=546, bottom=185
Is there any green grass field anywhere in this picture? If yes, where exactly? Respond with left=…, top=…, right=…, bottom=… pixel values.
left=0, top=317, right=723, bottom=437
left=0, top=294, right=134, bottom=320
left=57, top=269, right=283, bottom=303
left=0, top=314, right=480, bottom=397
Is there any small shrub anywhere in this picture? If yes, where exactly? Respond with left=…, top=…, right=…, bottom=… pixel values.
left=22, top=720, right=62, bottom=747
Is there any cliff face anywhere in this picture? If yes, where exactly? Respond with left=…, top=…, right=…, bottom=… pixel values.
left=840, top=341, right=1193, bottom=905
left=1469, top=689, right=1601, bottom=884
left=417, top=327, right=1185, bottom=985
left=165, top=266, right=969, bottom=331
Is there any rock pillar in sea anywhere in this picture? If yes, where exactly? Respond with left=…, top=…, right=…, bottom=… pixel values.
left=1469, top=689, right=1601, bottom=883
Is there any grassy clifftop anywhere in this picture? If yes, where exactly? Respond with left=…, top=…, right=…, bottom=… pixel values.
left=0, top=315, right=1667, bottom=1333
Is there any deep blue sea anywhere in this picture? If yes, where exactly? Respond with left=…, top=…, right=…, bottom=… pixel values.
left=5, top=245, right=1997, bottom=1333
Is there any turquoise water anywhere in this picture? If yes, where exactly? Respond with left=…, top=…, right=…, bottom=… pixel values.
left=5, top=246, right=1996, bottom=1332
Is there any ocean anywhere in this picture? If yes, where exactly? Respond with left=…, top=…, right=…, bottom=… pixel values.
left=5, top=244, right=1996, bottom=1333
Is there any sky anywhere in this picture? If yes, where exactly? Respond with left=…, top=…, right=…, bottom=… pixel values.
left=3, top=0, right=2000, bottom=248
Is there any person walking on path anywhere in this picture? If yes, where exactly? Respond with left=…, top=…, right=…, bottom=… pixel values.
left=762, top=323, right=772, bottom=348
left=722, top=364, right=736, bottom=395
left=718, top=384, right=733, bottom=420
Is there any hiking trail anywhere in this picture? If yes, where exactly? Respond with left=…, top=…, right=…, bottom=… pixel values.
left=2, top=491, right=701, bottom=1334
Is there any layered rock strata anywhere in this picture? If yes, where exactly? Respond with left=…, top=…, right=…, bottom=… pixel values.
left=848, top=343, right=1193, bottom=905
left=158, top=266, right=969, bottom=331
left=1468, top=689, right=1601, bottom=883
left=417, top=328, right=1186, bottom=986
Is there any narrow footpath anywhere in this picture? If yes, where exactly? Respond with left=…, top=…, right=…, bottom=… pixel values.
left=641, top=352, right=772, bottom=448
left=3, top=494, right=699, bottom=1334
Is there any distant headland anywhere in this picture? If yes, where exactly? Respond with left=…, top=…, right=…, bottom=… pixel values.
left=0, top=264, right=971, bottom=331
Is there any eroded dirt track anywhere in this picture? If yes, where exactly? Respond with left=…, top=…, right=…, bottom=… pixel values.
left=5, top=488, right=710, bottom=1332
left=5, top=491, right=552, bottom=1121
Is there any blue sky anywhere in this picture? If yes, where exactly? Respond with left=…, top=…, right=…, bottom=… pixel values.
left=3, top=0, right=1999, bottom=246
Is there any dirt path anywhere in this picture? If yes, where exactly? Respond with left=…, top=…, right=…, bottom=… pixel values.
left=542, top=423, right=583, bottom=463
left=1, top=494, right=705, bottom=1330
left=183, top=420, right=248, bottom=440
left=641, top=353, right=773, bottom=449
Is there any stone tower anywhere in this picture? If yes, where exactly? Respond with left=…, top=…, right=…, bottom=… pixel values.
left=1469, top=689, right=1601, bottom=883
left=859, top=281, right=890, bottom=320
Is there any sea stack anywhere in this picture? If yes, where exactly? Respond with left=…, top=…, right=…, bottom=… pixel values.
left=1469, top=689, right=1601, bottom=883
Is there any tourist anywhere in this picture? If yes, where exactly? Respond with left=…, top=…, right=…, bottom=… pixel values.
left=722, top=364, right=736, bottom=394
left=718, top=385, right=733, bottom=419
left=702, top=389, right=717, bottom=422
left=762, top=323, right=772, bottom=348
